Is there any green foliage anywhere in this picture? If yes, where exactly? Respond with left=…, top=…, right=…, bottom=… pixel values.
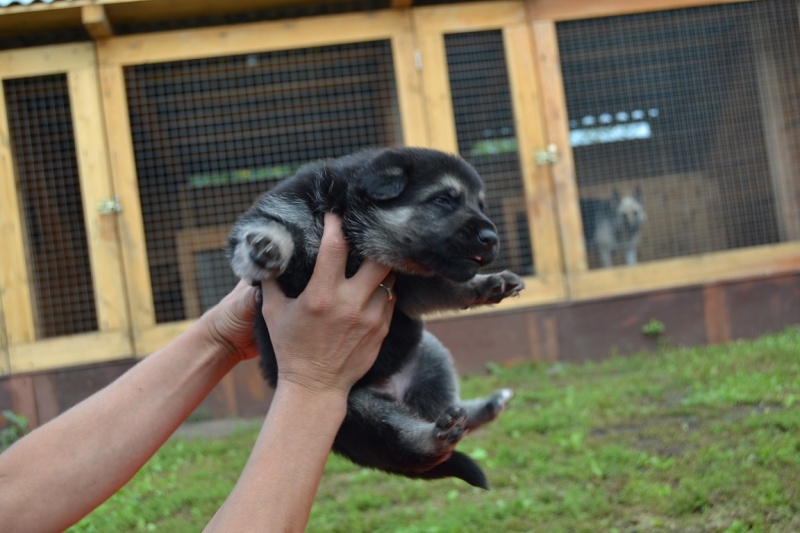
left=0, top=409, right=28, bottom=451
left=71, top=329, right=800, bottom=532
left=641, top=318, right=666, bottom=338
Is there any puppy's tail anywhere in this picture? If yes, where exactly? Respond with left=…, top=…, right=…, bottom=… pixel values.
left=419, top=451, right=489, bottom=490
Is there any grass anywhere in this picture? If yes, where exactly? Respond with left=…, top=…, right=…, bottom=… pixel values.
left=70, top=328, right=800, bottom=532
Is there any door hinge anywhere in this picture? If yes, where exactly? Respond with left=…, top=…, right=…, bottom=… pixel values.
left=98, top=196, right=122, bottom=215
left=534, top=143, right=559, bottom=165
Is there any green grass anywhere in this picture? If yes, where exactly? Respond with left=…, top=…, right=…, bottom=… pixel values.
left=70, top=328, right=800, bottom=532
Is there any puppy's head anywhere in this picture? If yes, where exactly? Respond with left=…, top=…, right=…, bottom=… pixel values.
left=345, top=147, right=498, bottom=282
left=613, top=187, right=647, bottom=234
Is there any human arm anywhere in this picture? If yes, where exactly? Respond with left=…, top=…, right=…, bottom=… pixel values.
left=0, top=280, right=262, bottom=532
left=204, top=213, right=395, bottom=532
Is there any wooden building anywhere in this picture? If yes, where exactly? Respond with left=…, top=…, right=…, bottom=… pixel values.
left=2, top=0, right=800, bottom=428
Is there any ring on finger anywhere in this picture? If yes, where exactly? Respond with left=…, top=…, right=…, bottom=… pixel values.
left=378, top=282, right=394, bottom=302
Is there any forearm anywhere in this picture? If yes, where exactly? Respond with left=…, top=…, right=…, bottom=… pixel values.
left=0, top=316, right=237, bottom=532
left=205, top=383, right=348, bottom=532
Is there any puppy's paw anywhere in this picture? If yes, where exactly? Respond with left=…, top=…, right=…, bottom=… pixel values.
left=486, top=388, right=513, bottom=419
left=470, top=270, right=525, bottom=306
left=433, top=406, right=468, bottom=449
left=229, top=221, right=294, bottom=282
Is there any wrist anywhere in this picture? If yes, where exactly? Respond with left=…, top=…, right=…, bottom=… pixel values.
left=274, top=380, right=349, bottom=418
left=194, top=312, right=245, bottom=367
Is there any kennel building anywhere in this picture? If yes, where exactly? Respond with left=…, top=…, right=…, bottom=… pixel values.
left=2, top=0, right=800, bottom=427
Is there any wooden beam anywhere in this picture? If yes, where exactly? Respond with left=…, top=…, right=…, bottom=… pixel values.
left=391, top=19, right=429, bottom=147
left=0, top=82, right=36, bottom=346
left=9, top=331, right=133, bottom=373
left=68, top=67, right=131, bottom=335
left=0, top=43, right=95, bottom=80
left=530, top=19, right=587, bottom=275
left=412, top=28, right=457, bottom=154
left=527, top=0, right=757, bottom=22
left=82, top=5, right=114, bottom=39
left=503, top=23, right=563, bottom=279
left=96, top=9, right=411, bottom=66
left=412, top=1, right=525, bottom=34
left=569, top=242, right=800, bottom=302
left=97, top=64, right=158, bottom=352
left=390, top=0, right=413, bottom=8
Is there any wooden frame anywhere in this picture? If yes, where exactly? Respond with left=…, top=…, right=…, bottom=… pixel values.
left=0, top=43, right=133, bottom=374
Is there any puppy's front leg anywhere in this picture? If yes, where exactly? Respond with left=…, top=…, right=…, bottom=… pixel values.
left=228, top=217, right=295, bottom=283
left=396, top=271, right=524, bottom=316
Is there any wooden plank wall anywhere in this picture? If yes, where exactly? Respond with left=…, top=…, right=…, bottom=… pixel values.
left=4, top=271, right=800, bottom=429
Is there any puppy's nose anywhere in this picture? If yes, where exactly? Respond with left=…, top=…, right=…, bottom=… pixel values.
left=477, top=228, right=498, bottom=251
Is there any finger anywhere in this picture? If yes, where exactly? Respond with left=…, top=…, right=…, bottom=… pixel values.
left=366, top=273, right=397, bottom=311
left=349, top=258, right=392, bottom=299
left=260, top=277, right=289, bottom=317
left=309, top=212, right=349, bottom=290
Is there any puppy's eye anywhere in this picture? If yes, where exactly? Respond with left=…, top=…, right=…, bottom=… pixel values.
left=431, top=195, right=456, bottom=207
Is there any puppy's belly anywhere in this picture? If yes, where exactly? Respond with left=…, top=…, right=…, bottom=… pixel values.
left=371, top=355, right=419, bottom=402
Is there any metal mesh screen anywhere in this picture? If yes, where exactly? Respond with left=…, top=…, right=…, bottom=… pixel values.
left=558, top=0, right=800, bottom=269
left=445, top=30, right=534, bottom=276
left=125, top=40, right=402, bottom=322
left=4, top=75, right=98, bottom=338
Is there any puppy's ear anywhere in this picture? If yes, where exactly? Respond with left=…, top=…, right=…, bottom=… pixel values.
left=358, top=151, right=411, bottom=200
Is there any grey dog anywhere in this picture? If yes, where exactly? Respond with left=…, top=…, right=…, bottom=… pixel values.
left=227, top=147, right=524, bottom=488
left=580, top=187, right=647, bottom=268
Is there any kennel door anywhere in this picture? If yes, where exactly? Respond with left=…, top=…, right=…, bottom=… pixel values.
left=0, top=44, right=133, bottom=373
left=413, top=2, right=566, bottom=308
left=97, top=10, right=426, bottom=354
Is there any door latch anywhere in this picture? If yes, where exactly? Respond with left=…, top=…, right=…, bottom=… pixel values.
left=98, top=196, right=122, bottom=215
left=534, top=143, right=559, bottom=165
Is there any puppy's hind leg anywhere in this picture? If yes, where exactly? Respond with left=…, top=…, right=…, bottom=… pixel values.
left=336, top=388, right=483, bottom=486
left=402, top=332, right=513, bottom=432
left=458, top=388, right=513, bottom=431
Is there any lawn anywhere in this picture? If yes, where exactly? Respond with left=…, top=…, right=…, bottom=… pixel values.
left=70, top=329, right=800, bottom=532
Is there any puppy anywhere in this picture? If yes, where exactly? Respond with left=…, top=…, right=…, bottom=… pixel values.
left=227, top=147, right=524, bottom=489
left=580, top=187, right=647, bottom=268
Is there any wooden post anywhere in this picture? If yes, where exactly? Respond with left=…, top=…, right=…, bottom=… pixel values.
left=503, top=23, right=563, bottom=279
left=530, top=19, right=587, bottom=276
left=0, top=81, right=36, bottom=346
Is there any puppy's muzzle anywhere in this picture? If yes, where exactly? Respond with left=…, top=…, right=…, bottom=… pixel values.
left=478, top=228, right=499, bottom=252
left=471, top=226, right=499, bottom=266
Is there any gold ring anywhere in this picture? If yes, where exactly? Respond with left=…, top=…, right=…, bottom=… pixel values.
left=378, top=283, right=394, bottom=302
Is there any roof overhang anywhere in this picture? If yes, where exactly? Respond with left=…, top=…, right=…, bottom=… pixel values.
left=0, top=0, right=397, bottom=39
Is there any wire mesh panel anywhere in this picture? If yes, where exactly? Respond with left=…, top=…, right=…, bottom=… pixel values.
left=125, top=40, right=402, bottom=322
left=445, top=30, right=534, bottom=276
left=4, top=75, right=98, bottom=338
left=557, top=0, right=800, bottom=269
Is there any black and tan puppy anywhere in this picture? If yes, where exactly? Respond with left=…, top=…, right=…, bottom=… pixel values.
left=227, top=147, right=524, bottom=489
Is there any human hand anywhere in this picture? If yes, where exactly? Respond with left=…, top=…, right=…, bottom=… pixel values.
left=261, top=213, right=395, bottom=396
left=198, top=280, right=261, bottom=364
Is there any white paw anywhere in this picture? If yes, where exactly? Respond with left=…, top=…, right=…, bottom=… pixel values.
left=230, top=221, right=294, bottom=282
